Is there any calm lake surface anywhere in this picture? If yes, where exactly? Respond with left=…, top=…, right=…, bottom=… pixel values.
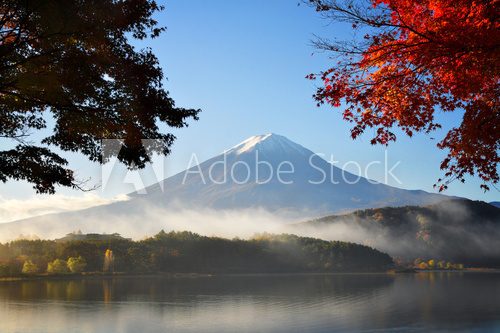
left=1, top=272, right=499, bottom=333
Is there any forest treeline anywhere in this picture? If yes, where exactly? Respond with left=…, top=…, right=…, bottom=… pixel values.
left=0, top=231, right=393, bottom=277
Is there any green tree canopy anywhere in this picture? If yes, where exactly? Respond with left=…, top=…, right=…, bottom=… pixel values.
left=0, top=0, right=199, bottom=193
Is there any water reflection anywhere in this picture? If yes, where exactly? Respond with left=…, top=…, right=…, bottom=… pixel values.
left=0, top=273, right=499, bottom=333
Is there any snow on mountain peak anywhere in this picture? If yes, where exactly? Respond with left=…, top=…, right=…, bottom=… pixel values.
left=232, top=134, right=272, bottom=154
left=228, top=133, right=311, bottom=156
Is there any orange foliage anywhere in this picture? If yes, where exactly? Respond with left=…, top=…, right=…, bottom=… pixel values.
left=419, top=262, right=429, bottom=269
left=309, top=0, right=499, bottom=190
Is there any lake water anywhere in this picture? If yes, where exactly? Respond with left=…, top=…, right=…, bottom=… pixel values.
left=0, top=272, right=499, bottom=333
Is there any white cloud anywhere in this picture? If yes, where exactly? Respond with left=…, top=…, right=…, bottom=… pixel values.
left=0, top=193, right=129, bottom=223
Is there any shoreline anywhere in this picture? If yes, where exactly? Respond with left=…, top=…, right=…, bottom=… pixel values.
left=2, top=268, right=499, bottom=282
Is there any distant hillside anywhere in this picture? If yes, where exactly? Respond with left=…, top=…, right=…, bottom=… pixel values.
left=56, top=232, right=131, bottom=242
left=490, top=201, right=500, bottom=209
left=295, top=199, right=500, bottom=267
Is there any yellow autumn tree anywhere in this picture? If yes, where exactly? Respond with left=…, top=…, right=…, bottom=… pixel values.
left=47, top=259, right=68, bottom=274
left=67, top=256, right=87, bottom=273
left=22, top=260, right=38, bottom=275
left=103, top=249, right=114, bottom=273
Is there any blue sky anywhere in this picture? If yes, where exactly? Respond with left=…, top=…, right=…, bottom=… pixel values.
left=0, top=0, right=497, bottom=216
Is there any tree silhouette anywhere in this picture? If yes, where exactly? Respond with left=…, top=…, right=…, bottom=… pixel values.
left=0, top=0, right=199, bottom=193
left=307, top=0, right=498, bottom=191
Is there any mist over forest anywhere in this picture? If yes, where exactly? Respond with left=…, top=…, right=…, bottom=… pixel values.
left=1, top=199, right=499, bottom=269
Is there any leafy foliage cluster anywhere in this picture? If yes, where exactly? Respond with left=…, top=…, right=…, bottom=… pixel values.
left=0, top=0, right=199, bottom=193
left=308, top=0, right=499, bottom=190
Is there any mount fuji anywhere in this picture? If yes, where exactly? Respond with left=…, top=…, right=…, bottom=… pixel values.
left=0, top=134, right=450, bottom=240
left=134, top=133, right=447, bottom=213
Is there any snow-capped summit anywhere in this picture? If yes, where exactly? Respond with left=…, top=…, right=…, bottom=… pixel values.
left=228, top=133, right=310, bottom=158
left=229, top=133, right=273, bottom=154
